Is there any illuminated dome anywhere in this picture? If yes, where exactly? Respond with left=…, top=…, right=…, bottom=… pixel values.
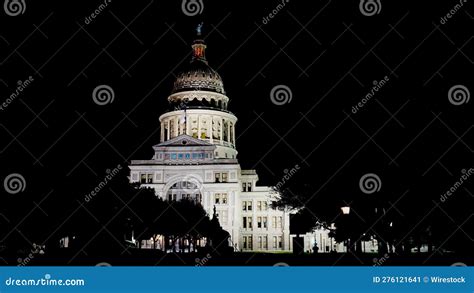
left=168, top=28, right=229, bottom=110
left=171, top=51, right=225, bottom=95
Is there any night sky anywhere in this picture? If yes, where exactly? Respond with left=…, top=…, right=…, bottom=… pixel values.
left=0, top=1, right=472, bottom=254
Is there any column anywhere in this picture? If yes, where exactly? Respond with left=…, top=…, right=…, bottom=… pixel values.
left=227, top=120, right=231, bottom=144
left=174, top=117, right=179, bottom=138
left=197, top=115, right=201, bottom=139
left=186, top=114, right=190, bottom=136
left=232, top=123, right=236, bottom=146
left=160, top=122, right=164, bottom=142
left=209, top=116, right=213, bottom=144
left=167, top=119, right=171, bottom=140
left=207, top=117, right=212, bottom=143
left=220, top=117, right=223, bottom=145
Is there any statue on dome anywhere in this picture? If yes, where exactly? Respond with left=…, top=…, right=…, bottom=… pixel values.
left=196, top=22, right=203, bottom=36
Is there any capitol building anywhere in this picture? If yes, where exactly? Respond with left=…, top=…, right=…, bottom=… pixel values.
left=129, top=28, right=377, bottom=254
left=129, top=29, right=292, bottom=252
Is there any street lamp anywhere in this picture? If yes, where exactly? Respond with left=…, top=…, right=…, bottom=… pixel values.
left=341, top=206, right=350, bottom=215
left=340, top=206, right=351, bottom=252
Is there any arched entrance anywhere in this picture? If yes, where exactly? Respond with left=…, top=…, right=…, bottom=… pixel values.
left=163, top=174, right=204, bottom=204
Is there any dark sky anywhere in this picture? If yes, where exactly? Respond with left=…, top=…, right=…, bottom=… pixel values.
left=1, top=1, right=472, bottom=249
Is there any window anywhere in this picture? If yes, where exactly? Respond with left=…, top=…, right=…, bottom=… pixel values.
left=215, top=193, right=221, bottom=204
left=185, top=153, right=190, bottom=159
left=257, top=217, right=262, bottom=228
left=178, top=153, right=183, bottom=159
left=278, top=236, right=283, bottom=249
left=242, top=201, right=252, bottom=211
left=221, top=193, right=227, bottom=204
left=263, top=236, right=268, bottom=249
left=263, top=217, right=268, bottom=229
left=257, top=201, right=262, bottom=211
left=243, top=236, right=253, bottom=250
left=246, top=182, right=252, bottom=192
left=263, top=202, right=268, bottom=211
left=258, top=236, right=262, bottom=249
left=273, top=236, right=277, bottom=248
left=242, top=183, right=246, bottom=192
left=243, top=217, right=252, bottom=229
left=192, top=153, right=198, bottom=159
left=140, top=173, right=153, bottom=183
left=215, top=172, right=228, bottom=183
left=272, top=216, right=277, bottom=228
left=277, top=217, right=282, bottom=229
left=171, top=153, right=177, bottom=160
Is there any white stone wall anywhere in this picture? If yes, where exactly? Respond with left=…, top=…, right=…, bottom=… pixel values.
left=129, top=163, right=291, bottom=252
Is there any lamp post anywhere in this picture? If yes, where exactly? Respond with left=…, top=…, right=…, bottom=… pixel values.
left=341, top=206, right=350, bottom=215
left=340, top=206, right=351, bottom=252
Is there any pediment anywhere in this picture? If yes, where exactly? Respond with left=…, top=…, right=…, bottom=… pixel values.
left=153, top=135, right=214, bottom=148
